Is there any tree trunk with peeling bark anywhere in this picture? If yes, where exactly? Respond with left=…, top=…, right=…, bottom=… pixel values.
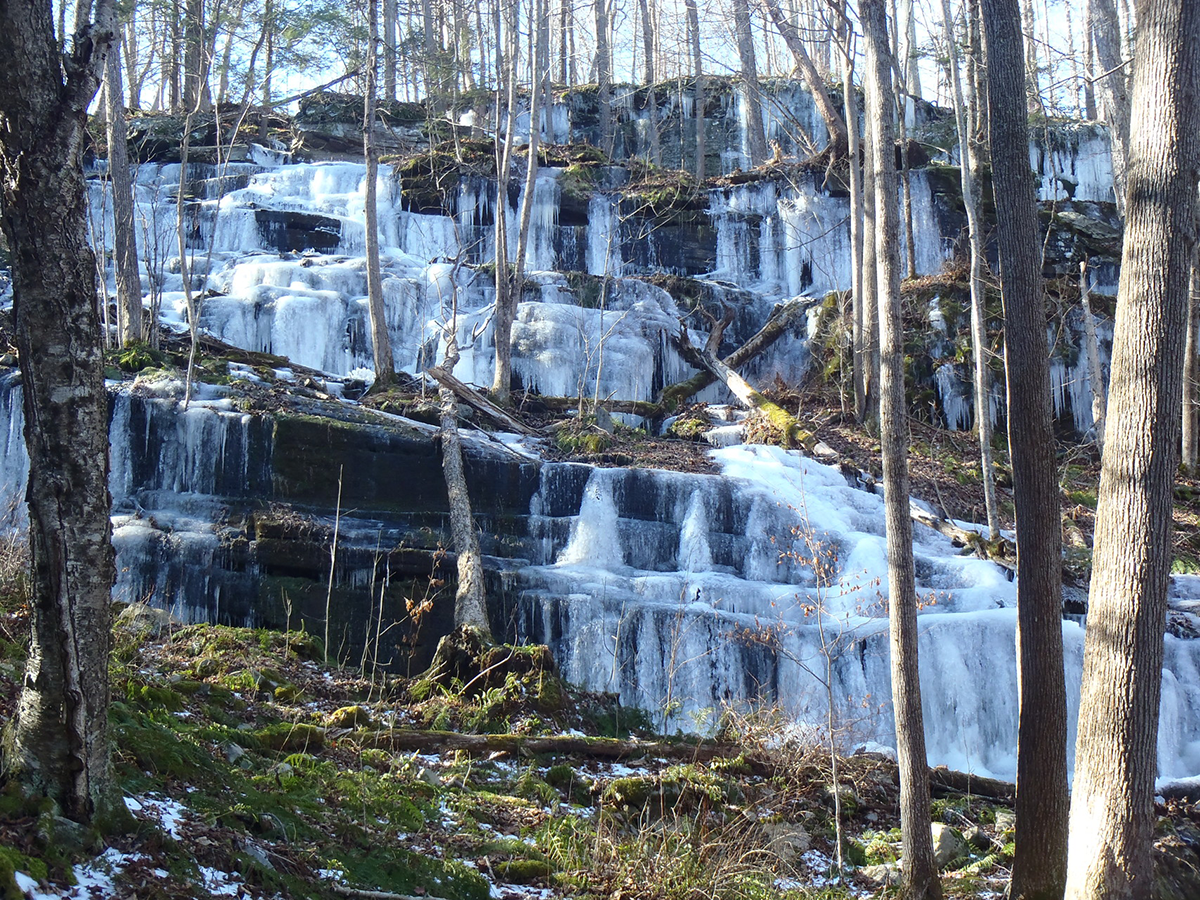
left=980, top=1, right=1069, bottom=897
left=0, top=0, right=120, bottom=824
left=861, top=3, right=941, bottom=898
left=1066, top=2, right=1200, bottom=896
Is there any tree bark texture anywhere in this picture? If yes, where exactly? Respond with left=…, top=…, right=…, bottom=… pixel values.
left=364, top=0, right=395, bottom=388
left=685, top=0, right=706, bottom=180
left=861, top=3, right=941, bottom=898
left=1184, top=256, right=1199, bottom=472
left=491, top=0, right=521, bottom=403
left=1065, top=2, right=1200, bottom=897
left=0, top=0, right=119, bottom=823
left=638, top=0, right=660, bottom=165
left=593, top=0, right=613, bottom=155
left=438, top=335, right=491, bottom=640
left=732, top=0, right=768, bottom=167
left=980, top=2, right=1069, bottom=898
left=1091, top=0, right=1131, bottom=215
left=1080, top=262, right=1107, bottom=453
left=104, top=37, right=142, bottom=346
left=941, top=0, right=1000, bottom=540
left=860, top=99, right=880, bottom=425
left=838, top=6, right=866, bottom=421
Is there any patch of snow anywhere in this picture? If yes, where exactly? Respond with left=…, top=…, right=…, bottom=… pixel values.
left=200, top=866, right=243, bottom=896
left=125, top=794, right=189, bottom=838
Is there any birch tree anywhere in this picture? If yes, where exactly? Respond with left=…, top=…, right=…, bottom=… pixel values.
left=0, top=0, right=121, bottom=823
left=1066, top=2, right=1200, bottom=896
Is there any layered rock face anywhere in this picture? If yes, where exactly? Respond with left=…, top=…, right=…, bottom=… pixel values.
left=6, top=81, right=1185, bottom=784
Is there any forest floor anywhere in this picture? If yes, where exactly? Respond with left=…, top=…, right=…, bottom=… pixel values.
left=0, top=603, right=1192, bottom=900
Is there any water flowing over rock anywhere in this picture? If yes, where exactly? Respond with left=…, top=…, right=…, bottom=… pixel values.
left=3, top=80, right=1187, bottom=786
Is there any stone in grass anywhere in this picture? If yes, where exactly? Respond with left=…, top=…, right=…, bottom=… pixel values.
left=860, top=863, right=900, bottom=886
left=325, top=705, right=374, bottom=729
left=761, top=822, right=811, bottom=864
left=964, top=824, right=997, bottom=852
left=931, top=822, right=970, bottom=870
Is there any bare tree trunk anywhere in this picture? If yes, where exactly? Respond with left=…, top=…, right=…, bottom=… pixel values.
left=104, top=37, right=142, bottom=346
left=980, top=1, right=1069, bottom=897
left=594, top=0, right=613, bottom=155
left=862, top=3, right=941, bottom=898
left=182, top=0, right=212, bottom=112
left=384, top=0, right=397, bottom=100
left=1082, top=0, right=1097, bottom=119
left=638, top=0, right=661, bottom=164
left=685, top=0, right=706, bottom=179
left=733, top=0, right=768, bottom=166
left=439, top=330, right=491, bottom=638
left=1080, top=261, right=1107, bottom=453
left=1021, top=0, right=1040, bottom=112
left=1066, top=3, right=1200, bottom=897
left=941, top=0, right=999, bottom=541
left=491, top=0, right=520, bottom=401
left=169, top=0, right=181, bottom=109
left=759, top=0, right=849, bottom=157
left=898, top=106, right=917, bottom=278
left=1184, top=255, right=1200, bottom=473
left=364, top=0, right=395, bottom=389
left=967, top=0, right=987, bottom=141
left=494, top=0, right=548, bottom=404
left=123, top=10, right=140, bottom=107
left=1091, top=0, right=1131, bottom=215
left=861, top=110, right=880, bottom=425
left=261, top=0, right=273, bottom=108
left=837, top=4, right=866, bottom=421
left=0, top=0, right=120, bottom=825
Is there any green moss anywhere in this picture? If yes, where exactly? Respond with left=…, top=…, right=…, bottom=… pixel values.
left=0, top=846, right=48, bottom=900
left=254, top=722, right=326, bottom=754
left=110, top=341, right=167, bottom=373
left=110, top=704, right=217, bottom=781
left=124, top=681, right=185, bottom=711
left=495, top=859, right=552, bottom=883
left=553, top=425, right=613, bottom=455
left=667, top=416, right=710, bottom=441
left=325, top=705, right=374, bottom=729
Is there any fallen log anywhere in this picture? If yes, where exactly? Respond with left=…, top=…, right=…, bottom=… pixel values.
left=343, top=727, right=1016, bottom=803
left=910, top=506, right=1015, bottom=573
left=674, top=325, right=1017, bottom=567
left=928, top=766, right=1015, bottom=803
left=348, top=728, right=743, bottom=764
left=425, top=365, right=539, bottom=436
left=661, top=298, right=815, bottom=409
left=522, top=395, right=666, bottom=418
left=674, top=327, right=818, bottom=450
